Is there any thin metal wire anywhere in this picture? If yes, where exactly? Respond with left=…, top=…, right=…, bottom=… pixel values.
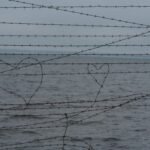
left=0, top=21, right=146, bottom=28
left=0, top=53, right=150, bottom=56
left=0, top=44, right=150, bottom=47
left=2, top=5, right=150, bottom=9
left=9, top=0, right=150, bottom=28
left=0, top=34, right=150, bottom=38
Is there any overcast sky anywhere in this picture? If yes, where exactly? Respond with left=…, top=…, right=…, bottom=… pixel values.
left=0, top=0, right=150, bottom=54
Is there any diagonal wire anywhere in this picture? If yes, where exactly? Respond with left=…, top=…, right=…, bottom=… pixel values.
left=8, top=0, right=150, bottom=28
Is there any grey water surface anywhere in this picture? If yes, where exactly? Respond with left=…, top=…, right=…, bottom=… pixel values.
left=0, top=55, right=150, bottom=150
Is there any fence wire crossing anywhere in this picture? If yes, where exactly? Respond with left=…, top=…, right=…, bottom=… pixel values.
left=0, top=0, right=150, bottom=150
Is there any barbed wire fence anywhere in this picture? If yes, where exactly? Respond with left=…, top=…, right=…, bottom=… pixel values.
left=0, top=0, right=150, bottom=149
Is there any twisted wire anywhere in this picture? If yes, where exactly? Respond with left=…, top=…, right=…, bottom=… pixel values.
left=9, top=0, right=150, bottom=27
left=2, top=5, right=150, bottom=9
left=0, top=21, right=146, bottom=28
left=0, top=44, right=150, bottom=47
left=1, top=34, right=150, bottom=38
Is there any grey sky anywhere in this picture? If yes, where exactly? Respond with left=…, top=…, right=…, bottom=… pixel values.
left=0, top=0, right=150, bottom=54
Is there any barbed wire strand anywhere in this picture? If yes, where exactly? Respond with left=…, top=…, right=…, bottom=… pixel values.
left=1, top=44, right=150, bottom=47
left=0, top=93, right=148, bottom=130
left=0, top=93, right=145, bottom=106
left=1, top=29, right=150, bottom=75
left=1, top=62, right=150, bottom=65
left=0, top=53, right=150, bottom=56
left=2, top=5, right=150, bottom=9
left=0, top=34, right=150, bottom=38
left=9, top=0, right=150, bottom=28
left=0, top=1, right=150, bottom=150
left=0, top=21, right=147, bottom=29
